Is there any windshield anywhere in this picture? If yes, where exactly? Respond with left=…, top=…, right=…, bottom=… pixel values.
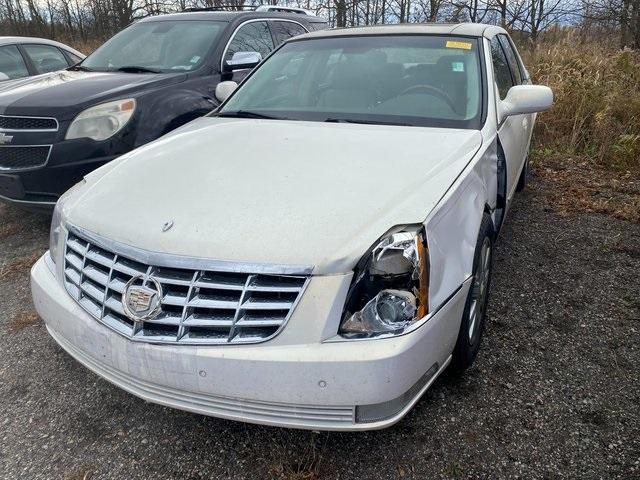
left=219, top=35, right=483, bottom=128
left=82, top=20, right=226, bottom=73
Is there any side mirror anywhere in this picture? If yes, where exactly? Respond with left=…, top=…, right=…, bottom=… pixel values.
left=224, top=51, right=262, bottom=72
left=500, top=85, right=553, bottom=118
left=215, top=80, right=238, bottom=103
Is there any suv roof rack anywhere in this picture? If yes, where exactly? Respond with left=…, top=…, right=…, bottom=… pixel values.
left=181, top=4, right=316, bottom=16
left=254, top=5, right=313, bottom=14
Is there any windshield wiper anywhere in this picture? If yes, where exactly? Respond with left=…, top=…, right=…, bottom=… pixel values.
left=217, top=111, right=286, bottom=120
left=115, top=66, right=162, bottom=73
left=324, top=118, right=412, bottom=127
left=68, top=64, right=93, bottom=72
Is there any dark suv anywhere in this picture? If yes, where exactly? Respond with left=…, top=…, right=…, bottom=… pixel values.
left=0, top=7, right=326, bottom=209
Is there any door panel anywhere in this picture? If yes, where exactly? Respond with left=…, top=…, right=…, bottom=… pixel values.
left=490, top=36, right=525, bottom=198
left=498, top=35, right=534, bottom=168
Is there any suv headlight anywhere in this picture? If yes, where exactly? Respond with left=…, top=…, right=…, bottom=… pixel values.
left=66, top=98, right=136, bottom=141
left=339, top=226, right=430, bottom=338
left=49, top=180, right=85, bottom=265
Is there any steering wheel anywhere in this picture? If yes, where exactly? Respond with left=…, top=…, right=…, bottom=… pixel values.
left=397, top=85, right=457, bottom=112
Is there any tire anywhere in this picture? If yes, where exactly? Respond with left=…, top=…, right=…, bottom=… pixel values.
left=515, top=156, right=528, bottom=192
left=451, top=213, right=494, bottom=372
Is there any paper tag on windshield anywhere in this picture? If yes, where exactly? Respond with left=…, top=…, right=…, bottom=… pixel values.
left=446, top=41, right=472, bottom=50
left=190, top=55, right=201, bottom=63
left=452, top=62, right=465, bottom=72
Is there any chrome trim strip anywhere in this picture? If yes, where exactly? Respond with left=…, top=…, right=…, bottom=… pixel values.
left=220, top=18, right=309, bottom=72
left=0, top=144, right=52, bottom=172
left=0, top=114, right=59, bottom=132
left=67, top=224, right=314, bottom=275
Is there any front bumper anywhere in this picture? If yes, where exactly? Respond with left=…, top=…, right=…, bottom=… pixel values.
left=32, top=254, right=470, bottom=431
left=0, top=151, right=117, bottom=208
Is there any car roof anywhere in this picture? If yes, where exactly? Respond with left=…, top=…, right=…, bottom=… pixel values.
left=138, top=11, right=326, bottom=24
left=0, top=36, right=85, bottom=56
left=292, top=22, right=507, bottom=40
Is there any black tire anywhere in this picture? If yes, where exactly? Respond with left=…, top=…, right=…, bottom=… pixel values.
left=515, top=157, right=528, bottom=192
left=451, top=213, right=494, bottom=372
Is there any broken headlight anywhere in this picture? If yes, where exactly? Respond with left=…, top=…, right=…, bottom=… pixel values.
left=339, top=226, right=429, bottom=338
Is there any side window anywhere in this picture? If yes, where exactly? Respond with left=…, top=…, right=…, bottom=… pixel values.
left=0, top=45, right=29, bottom=81
left=66, top=51, right=83, bottom=65
left=271, top=21, right=308, bottom=45
left=308, top=22, right=328, bottom=31
left=490, top=37, right=513, bottom=100
left=23, top=44, right=69, bottom=74
left=224, top=21, right=274, bottom=64
left=498, top=35, right=523, bottom=85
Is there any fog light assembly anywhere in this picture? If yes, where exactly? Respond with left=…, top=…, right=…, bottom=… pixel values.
left=355, top=363, right=439, bottom=424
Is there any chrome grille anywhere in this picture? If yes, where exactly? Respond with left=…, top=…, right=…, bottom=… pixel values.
left=0, top=115, right=58, bottom=131
left=0, top=145, right=51, bottom=170
left=63, top=231, right=309, bottom=345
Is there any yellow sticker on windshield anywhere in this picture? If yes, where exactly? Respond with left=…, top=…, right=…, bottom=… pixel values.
left=446, top=41, right=473, bottom=50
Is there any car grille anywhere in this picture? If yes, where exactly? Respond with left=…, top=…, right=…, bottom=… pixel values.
left=0, top=115, right=58, bottom=131
left=63, top=231, right=309, bottom=345
left=0, top=145, right=51, bottom=170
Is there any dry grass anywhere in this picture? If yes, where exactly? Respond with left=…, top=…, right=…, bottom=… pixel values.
left=518, top=29, right=640, bottom=222
left=267, top=434, right=328, bottom=480
left=63, top=466, right=94, bottom=480
left=531, top=151, right=640, bottom=223
left=9, top=311, right=40, bottom=333
left=0, top=251, right=42, bottom=279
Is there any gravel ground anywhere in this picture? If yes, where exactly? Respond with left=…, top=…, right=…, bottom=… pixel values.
left=0, top=176, right=638, bottom=480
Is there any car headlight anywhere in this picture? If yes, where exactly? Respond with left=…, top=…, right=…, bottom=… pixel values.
left=65, top=98, right=136, bottom=141
left=49, top=180, right=86, bottom=265
left=339, top=226, right=430, bottom=337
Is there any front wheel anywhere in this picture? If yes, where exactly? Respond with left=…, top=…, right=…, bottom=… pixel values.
left=451, top=213, right=494, bottom=372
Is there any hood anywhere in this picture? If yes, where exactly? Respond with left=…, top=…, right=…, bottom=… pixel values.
left=0, top=70, right=186, bottom=119
left=67, top=117, right=482, bottom=274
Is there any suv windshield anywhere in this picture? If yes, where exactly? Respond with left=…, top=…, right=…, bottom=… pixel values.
left=82, top=20, right=225, bottom=73
left=219, top=35, right=483, bottom=129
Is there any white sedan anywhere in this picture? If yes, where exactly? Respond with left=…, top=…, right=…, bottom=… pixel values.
left=0, top=37, right=84, bottom=83
left=31, top=23, right=552, bottom=430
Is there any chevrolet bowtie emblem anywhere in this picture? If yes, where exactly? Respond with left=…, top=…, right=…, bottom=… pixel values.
left=0, top=132, right=14, bottom=145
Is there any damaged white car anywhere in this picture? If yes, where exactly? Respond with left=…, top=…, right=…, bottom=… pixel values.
left=31, top=23, right=552, bottom=430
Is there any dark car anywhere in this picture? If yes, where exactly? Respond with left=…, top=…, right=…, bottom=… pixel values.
left=0, top=37, right=85, bottom=83
left=0, top=7, right=326, bottom=209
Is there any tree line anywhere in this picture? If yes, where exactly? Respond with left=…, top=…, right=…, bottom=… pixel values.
left=1, top=0, right=638, bottom=48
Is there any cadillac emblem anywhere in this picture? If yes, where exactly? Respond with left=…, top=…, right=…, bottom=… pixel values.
left=122, top=275, right=163, bottom=321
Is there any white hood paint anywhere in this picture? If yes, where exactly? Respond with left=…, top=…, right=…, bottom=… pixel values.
left=67, top=117, right=482, bottom=274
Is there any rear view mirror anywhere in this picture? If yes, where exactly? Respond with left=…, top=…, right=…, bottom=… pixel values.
left=224, top=51, right=262, bottom=72
left=215, top=80, right=238, bottom=103
left=501, top=85, right=553, bottom=118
